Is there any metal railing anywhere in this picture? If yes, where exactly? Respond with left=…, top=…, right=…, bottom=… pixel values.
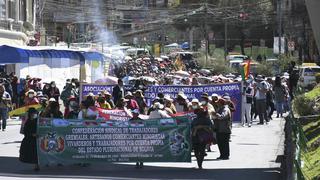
left=284, top=113, right=320, bottom=180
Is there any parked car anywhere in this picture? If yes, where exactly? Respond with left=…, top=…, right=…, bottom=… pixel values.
left=298, top=63, right=320, bottom=88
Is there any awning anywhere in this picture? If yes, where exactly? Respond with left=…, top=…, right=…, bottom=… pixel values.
left=78, top=51, right=104, bottom=61
left=0, top=45, right=29, bottom=63
left=0, top=45, right=104, bottom=64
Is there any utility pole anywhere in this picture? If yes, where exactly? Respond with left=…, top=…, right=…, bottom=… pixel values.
left=204, top=0, right=208, bottom=66
left=278, top=0, right=282, bottom=56
left=224, top=20, right=228, bottom=59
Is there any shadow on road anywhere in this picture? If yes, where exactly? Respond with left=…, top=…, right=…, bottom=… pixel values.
left=0, top=156, right=281, bottom=180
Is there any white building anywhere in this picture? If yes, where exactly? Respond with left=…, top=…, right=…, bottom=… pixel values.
left=0, top=0, right=36, bottom=46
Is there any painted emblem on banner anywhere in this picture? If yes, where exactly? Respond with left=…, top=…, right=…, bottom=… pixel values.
left=169, top=130, right=189, bottom=156
left=40, top=132, right=65, bottom=153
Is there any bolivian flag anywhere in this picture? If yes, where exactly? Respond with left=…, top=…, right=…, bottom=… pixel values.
left=241, top=60, right=250, bottom=81
left=9, top=104, right=42, bottom=117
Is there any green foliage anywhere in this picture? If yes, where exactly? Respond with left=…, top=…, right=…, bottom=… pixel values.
left=293, top=86, right=320, bottom=117
left=301, top=117, right=320, bottom=180
left=293, top=94, right=315, bottom=116
left=255, top=62, right=273, bottom=77
left=305, top=86, right=320, bottom=100
left=315, top=73, right=320, bottom=84
left=197, top=54, right=233, bottom=74
left=277, top=55, right=299, bottom=73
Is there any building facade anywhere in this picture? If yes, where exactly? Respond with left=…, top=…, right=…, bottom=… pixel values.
left=0, top=0, right=36, bottom=46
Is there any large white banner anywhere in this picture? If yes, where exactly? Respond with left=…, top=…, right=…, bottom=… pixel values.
left=273, top=37, right=285, bottom=54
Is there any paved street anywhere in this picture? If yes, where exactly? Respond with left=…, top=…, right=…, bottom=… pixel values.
left=0, top=117, right=284, bottom=180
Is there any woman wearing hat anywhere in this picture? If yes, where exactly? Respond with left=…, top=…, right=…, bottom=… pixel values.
left=175, top=92, right=189, bottom=113
left=125, top=92, right=139, bottom=111
left=19, top=108, right=40, bottom=171
left=103, top=91, right=115, bottom=109
left=134, top=90, right=147, bottom=114
left=40, top=100, right=63, bottom=119
left=48, top=81, right=60, bottom=102
left=24, top=89, right=39, bottom=106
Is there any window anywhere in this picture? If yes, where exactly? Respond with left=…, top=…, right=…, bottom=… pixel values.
left=304, top=68, right=320, bottom=76
left=0, top=0, right=6, bottom=19
left=19, top=0, right=26, bottom=21
left=8, top=0, right=16, bottom=20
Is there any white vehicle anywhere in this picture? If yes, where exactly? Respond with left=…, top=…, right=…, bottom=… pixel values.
left=125, top=48, right=149, bottom=57
left=298, top=63, right=320, bottom=88
left=226, top=54, right=249, bottom=61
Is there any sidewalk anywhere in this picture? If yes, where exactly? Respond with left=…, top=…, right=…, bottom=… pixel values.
left=0, top=116, right=284, bottom=180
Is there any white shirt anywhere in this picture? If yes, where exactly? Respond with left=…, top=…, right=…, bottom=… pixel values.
left=78, top=108, right=99, bottom=120
left=149, top=110, right=170, bottom=119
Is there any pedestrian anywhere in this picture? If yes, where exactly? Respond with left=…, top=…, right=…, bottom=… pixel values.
left=242, top=80, right=254, bottom=127
left=78, top=95, right=99, bottom=120
left=214, top=98, right=232, bottom=160
left=210, top=94, right=220, bottom=111
left=200, top=93, right=215, bottom=119
left=288, top=61, right=298, bottom=99
left=41, top=99, right=63, bottom=119
left=19, top=108, right=39, bottom=171
left=48, top=81, right=60, bottom=102
left=0, top=85, right=11, bottom=131
left=24, top=89, right=39, bottom=106
left=11, top=75, right=18, bottom=109
left=149, top=102, right=170, bottom=119
left=273, top=76, right=286, bottom=118
left=191, top=103, right=213, bottom=169
left=254, top=75, right=269, bottom=125
left=164, top=95, right=176, bottom=115
left=175, top=92, right=189, bottom=113
left=103, top=91, right=115, bottom=109
left=65, top=96, right=80, bottom=119
left=112, top=79, right=125, bottom=105
left=266, top=77, right=275, bottom=120
left=134, top=90, right=147, bottom=114
left=96, top=93, right=111, bottom=109
left=60, top=81, right=76, bottom=107
left=129, top=109, right=144, bottom=168
left=125, top=92, right=140, bottom=110
left=42, top=83, right=51, bottom=98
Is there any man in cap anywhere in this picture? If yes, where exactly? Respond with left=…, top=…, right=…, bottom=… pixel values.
left=201, top=93, right=215, bottom=117
left=254, top=75, right=269, bottom=125
left=214, top=98, right=232, bottom=160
